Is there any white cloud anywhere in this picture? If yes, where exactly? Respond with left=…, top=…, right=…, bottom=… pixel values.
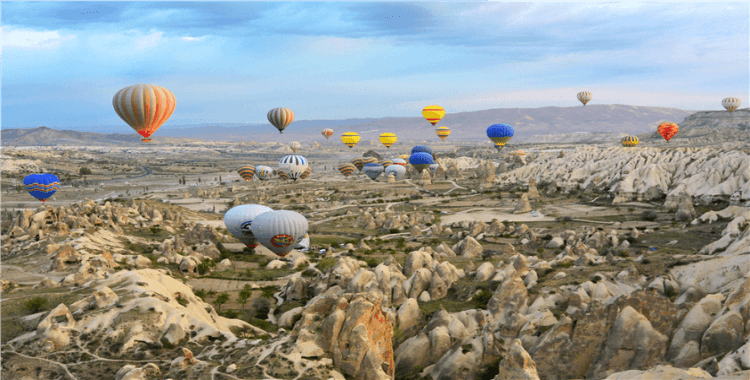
left=181, top=36, right=205, bottom=42
left=2, top=26, right=75, bottom=49
left=133, top=31, right=164, bottom=50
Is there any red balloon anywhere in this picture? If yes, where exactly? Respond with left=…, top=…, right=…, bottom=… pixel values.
left=657, top=122, right=679, bottom=142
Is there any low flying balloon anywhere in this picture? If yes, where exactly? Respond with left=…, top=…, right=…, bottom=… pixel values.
left=429, top=163, right=439, bottom=175
left=24, top=174, right=59, bottom=202
left=363, top=163, right=384, bottom=181
left=352, top=158, right=364, bottom=171
left=362, top=157, right=378, bottom=165
left=381, top=160, right=393, bottom=168
left=422, top=105, right=445, bottom=126
left=290, top=141, right=301, bottom=153
left=436, top=126, right=451, bottom=141
left=409, top=152, right=433, bottom=173
left=267, top=107, right=294, bottom=134
left=487, top=124, right=514, bottom=148
left=279, top=155, right=308, bottom=181
left=277, top=170, right=289, bottom=180
left=385, top=164, right=406, bottom=180
left=621, top=135, right=639, bottom=147
left=392, top=158, right=407, bottom=166
left=224, top=204, right=273, bottom=248
left=657, top=122, right=679, bottom=142
left=112, top=84, right=176, bottom=143
left=338, top=163, right=356, bottom=177
left=379, top=133, right=397, bottom=148
left=341, top=132, right=360, bottom=149
left=255, top=165, right=273, bottom=180
left=237, top=166, right=256, bottom=181
left=411, top=145, right=433, bottom=157
left=722, top=97, right=741, bottom=113
left=398, top=154, right=410, bottom=161
left=321, top=128, right=334, bottom=140
left=250, top=210, right=309, bottom=257
left=300, top=166, right=312, bottom=180
left=577, top=91, right=592, bottom=106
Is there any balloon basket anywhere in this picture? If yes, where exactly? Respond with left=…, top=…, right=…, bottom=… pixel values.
left=142, top=139, right=152, bottom=143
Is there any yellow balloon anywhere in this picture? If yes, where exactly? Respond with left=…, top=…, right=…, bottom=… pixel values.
left=436, top=126, right=451, bottom=141
left=379, top=132, right=397, bottom=148
left=422, top=105, right=445, bottom=126
left=398, top=154, right=409, bottom=160
left=341, top=132, right=360, bottom=149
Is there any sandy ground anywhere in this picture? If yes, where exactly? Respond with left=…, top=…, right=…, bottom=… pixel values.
left=441, top=209, right=555, bottom=224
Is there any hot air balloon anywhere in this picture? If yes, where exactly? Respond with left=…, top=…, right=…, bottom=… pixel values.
left=409, top=152, right=433, bottom=174
left=379, top=133, right=397, bottom=148
left=338, top=163, right=356, bottom=177
left=224, top=204, right=273, bottom=248
left=362, top=157, right=378, bottom=165
left=577, top=91, right=592, bottom=106
left=250, top=210, right=309, bottom=257
left=487, top=124, right=514, bottom=148
left=268, top=107, right=294, bottom=134
left=411, top=145, right=433, bottom=157
left=381, top=160, right=393, bottom=168
left=722, top=97, right=741, bottom=113
left=341, top=132, right=360, bottom=149
left=436, top=126, right=451, bottom=141
left=255, top=165, right=273, bottom=180
left=392, top=158, right=407, bottom=166
left=237, top=166, right=256, bottom=181
left=279, top=155, right=308, bottom=181
left=112, top=84, right=176, bottom=143
left=494, top=142, right=503, bottom=150
left=321, top=128, right=334, bottom=140
left=300, top=166, right=312, bottom=180
left=277, top=169, right=289, bottom=180
left=290, top=141, right=301, bottom=153
left=23, top=174, right=59, bottom=202
left=398, top=154, right=410, bottom=161
left=429, top=163, right=439, bottom=175
left=363, top=163, right=384, bottom=181
left=422, top=105, right=445, bottom=126
left=352, top=158, right=364, bottom=171
left=385, top=164, right=406, bottom=180
left=621, top=135, right=639, bottom=147
left=657, top=122, right=679, bottom=142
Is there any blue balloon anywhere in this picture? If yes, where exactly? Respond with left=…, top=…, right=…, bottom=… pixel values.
left=411, top=145, right=433, bottom=156
left=23, top=173, right=59, bottom=202
left=409, top=152, right=433, bottom=173
left=487, top=124, right=515, bottom=146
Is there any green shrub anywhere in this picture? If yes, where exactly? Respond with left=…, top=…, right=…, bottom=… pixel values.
left=194, top=289, right=207, bottom=301
left=175, top=296, right=188, bottom=307
left=252, top=297, right=272, bottom=319
left=23, top=296, right=48, bottom=313
left=389, top=228, right=400, bottom=234
left=472, top=290, right=492, bottom=309
left=640, top=210, right=658, bottom=221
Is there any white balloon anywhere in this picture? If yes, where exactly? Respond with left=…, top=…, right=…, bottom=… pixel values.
left=255, top=165, right=273, bottom=180
left=577, top=91, right=592, bottom=106
left=722, top=97, right=741, bottom=113
left=250, top=210, right=309, bottom=257
left=429, top=163, right=439, bottom=174
left=392, top=158, right=407, bottom=166
left=385, top=164, right=406, bottom=180
left=290, top=141, right=301, bottom=153
left=224, top=204, right=273, bottom=247
left=279, top=155, right=308, bottom=181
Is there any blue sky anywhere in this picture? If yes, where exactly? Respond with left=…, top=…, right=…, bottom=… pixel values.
left=2, top=1, right=748, bottom=131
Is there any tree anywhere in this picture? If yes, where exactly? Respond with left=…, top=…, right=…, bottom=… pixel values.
left=238, top=284, right=252, bottom=308
left=79, top=167, right=92, bottom=175
left=214, top=292, right=230, bottom=311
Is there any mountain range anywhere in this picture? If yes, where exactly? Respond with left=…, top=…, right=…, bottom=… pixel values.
left=0, top=105, right=704, bottom=146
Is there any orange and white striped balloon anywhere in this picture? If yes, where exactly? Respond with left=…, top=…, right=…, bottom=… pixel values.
left=267, top=107, right=295, bottom=133
left=113, top=84, right=176, bottom=143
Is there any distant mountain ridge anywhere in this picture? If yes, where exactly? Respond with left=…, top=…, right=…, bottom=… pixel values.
left=2, top=105, right=702, bottom=146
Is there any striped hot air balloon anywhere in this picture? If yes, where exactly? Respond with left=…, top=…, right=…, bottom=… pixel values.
left=352, top=158, right=364, bottom=171
left=223, top=204, right=273, bottom=248
left=621, top=135, right=639, bottom=147
left=278, top=170, right=289, bottom=180
left=381, top=160, right=393, bottom=168
left=577, top=91, right=592, bottom=106
left=379, top=133, right=397, bottom=148
left=363, top=163, right=384, bottom=181
left=300, top=166, right=312, bottom=180
left=436, top=126, right=451, bottom=141
left=338, top=163, right=356, bottom=177
left=422, top=105, right=445, bottom=126
left=362, top=157, right=378, bottom=165
left=112, top=84, right=176, bottom=143
left=392, top=158, right=407, bottom=166
left=722, top=97, right=741, bottom=113
left=487, top=124, right=514, bottom=148
left=23, top=174, right=59, bottom=202
left=250, top=210, right=309, bottom=257
left=321, top=128, right=334, bottom=139
left=279, top=155, right=308, bottom=181
left=657, top=122, right=679, bottom=142
left=267, top=107, right=294, bottom=133
left=341, top=132, right=360, bottom=149
left=237, top=166, right=256, bottom=181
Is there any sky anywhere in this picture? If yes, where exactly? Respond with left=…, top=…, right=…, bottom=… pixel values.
left=2, top=1, right=749, bottom=131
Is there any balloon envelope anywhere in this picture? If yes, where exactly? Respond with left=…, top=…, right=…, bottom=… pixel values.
left=279, top=155, right=308, bottom=181
left=352, top=158, right=364, bottom=171
left=381, top=160, right=393, bottom=168
left=113, top=84, right=176, bottom=143
left=577, top=91, right=592, bottom=106
left=321, top=128, right=334, bottom=139
left=250, top=210, right=309, bottom=257
left=422, top=105, right=445, bottom=126
left=363, top=163, right=384, bottom=180
left=409, top=152, right=433, bottom=173
left=436, top=126, right=451, bottom=141
left=237, top=166, right=256, bottom=181
left=621, top=135, right=639, bottom=147
left=657, top=122, right=679, bottom=142
left=385, top=164, right=406, bottom=180
left=379, top=133, right=397, bottom=148
left=411, top=145, right=433, bottom=156
left=429, top=163, right=439, bottom=174
left=362, top=157, right=378, bottom=165
left=341, top=132, right=360, bottom=149
left=255, top=165, right=273, bottom=180
left=290, top=141, right=301, bottom=153
left=300, top=166, right=312, bottom=180
left=24, top=174, right=59, bottom=202
left=277, top=170, right=289, bottom=180
left=338, top=163, right=356, bottom=177
left=224, top=204, right=273, bottom=247
left=722, top=97, right=741, bottom=113
left=487, top=124, right=514, bottom=147
left=268, top=107, right=294, bottom=133
left=392, top=158, right=407, bottom=166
